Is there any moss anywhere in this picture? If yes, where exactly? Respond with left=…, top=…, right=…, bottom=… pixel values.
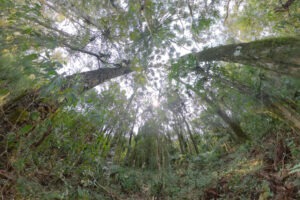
left=248, top=36, right=300, bottom=50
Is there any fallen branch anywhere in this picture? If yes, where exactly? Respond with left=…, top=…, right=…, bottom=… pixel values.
left=0, top=170, right=15, bottom=181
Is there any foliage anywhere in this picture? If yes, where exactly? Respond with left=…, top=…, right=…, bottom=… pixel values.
left=1, top=0, right=300, bottom=199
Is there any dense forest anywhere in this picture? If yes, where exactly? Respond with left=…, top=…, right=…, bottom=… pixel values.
left=0, top=0, right=300, bottom=199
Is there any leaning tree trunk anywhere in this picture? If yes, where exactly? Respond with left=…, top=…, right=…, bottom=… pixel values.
left=216, top=76, right=300, bottom=131
left=178, top=79, right=249, bottom=141
left=193, top=37, right=300, bottom=77
left=0, top=67, right=132, bottom=135
left=203, top=95, right=249, bottom=142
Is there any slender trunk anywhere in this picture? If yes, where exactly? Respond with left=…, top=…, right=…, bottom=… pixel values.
left=128, top=125, right=134, bottom=146
left=177, top=79, right=248, bottom=141
left=124, top=125, right=135, bottom=166
left=176, top=118, right=188, bottom=153
left=180, top=112, right=199, bottom=154
left=203, top=95, right=249, bottom=141
left=156, top=136, right=161, bottom=171
left=178, top=132, right=186, bottom=154
left=191, top=37, right=300, bottom=77
left=174, top=122, right=186, bottom=154
left=128, top=107, right=138, bottom=147
left=110, top=89, right=136, bottom=156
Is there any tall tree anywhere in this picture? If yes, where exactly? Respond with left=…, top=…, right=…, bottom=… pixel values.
left=214, top=75, right=300, bottom=131
left=187, top=37, right=300, bottom=77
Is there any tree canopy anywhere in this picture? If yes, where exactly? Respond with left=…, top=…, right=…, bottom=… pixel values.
left=1, top=0, right=300, bottom=199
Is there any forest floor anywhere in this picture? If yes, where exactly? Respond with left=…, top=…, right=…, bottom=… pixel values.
left=2, top=131, right=300, bottom=199
left=200, top=133, right=300, bottom=200
left=110, top=131, right=300, bottom=200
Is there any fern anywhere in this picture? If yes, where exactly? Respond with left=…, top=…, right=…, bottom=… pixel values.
left=289, top=163, right=300, bottom=174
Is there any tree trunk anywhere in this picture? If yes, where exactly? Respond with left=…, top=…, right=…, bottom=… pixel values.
left=179, top=112, right=199, bottom=154
left=64, top=67, right=132, bottom=92
left=0, top=67, right=132, bottom=157
left=193, top=37, right=300, bottom=77
left=217, top=76, right=300, bottom=131
left=203, top=95, right=249, bottom=141
left=177, top=79, right=249, bottom=141
left=174, top=120, right=187, bottom=154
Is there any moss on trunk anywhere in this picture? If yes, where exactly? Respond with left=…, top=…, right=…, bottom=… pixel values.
left=195, top=37, right=300, bottom=77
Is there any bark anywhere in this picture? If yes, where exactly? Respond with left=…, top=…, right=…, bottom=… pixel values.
left=64, top=67, right=132, bottom=92
left=192, top=37, right=300, bottom=77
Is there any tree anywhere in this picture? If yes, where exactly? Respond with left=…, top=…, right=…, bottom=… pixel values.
left=2, top=0, right=300, bottom=199
left=0, top=66, right=132, bottom=133
left=127, top=119, right=169, bottom=170
left=0, top=66, right=132, bottom=170
left=189, top=37, right=300, bottom=77
left=213, top=75, right=300, bottom=131
left=176, top=79, right=249, bottom=141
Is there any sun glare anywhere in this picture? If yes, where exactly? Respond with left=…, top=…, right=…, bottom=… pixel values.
left=152, top=99, right=160, bottom=107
